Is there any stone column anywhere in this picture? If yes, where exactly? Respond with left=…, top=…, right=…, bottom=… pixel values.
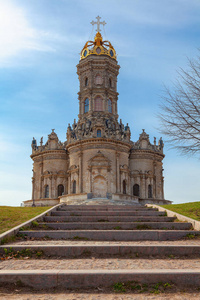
left=79, top=100, right=81, bottom=115
left=130, top=176, right=133, bottom=196
left=89, top=70, right=93, bottom=111
left=115, top=95, right=118, bottom=115
left=161, top=176, right=164, bottom=199
left=39, top=162, right=43, bottom=199
left=128, top=172, right=131, bottom=195
left=153, top=161, right=156, bottom=199
left=88, top=167, right=92, bottom=193
left=145, top=175, right=148, bottom=198
left=90, top=93, right=93, bottom=112
left=49, top=176, right=52, bottom=199
left=140, top=175, right=144, bottom=198
left=119, top=171, right=122, bottom=193
left=41, top=178, right=44, bottom=198
left=107, top=167, right=111, bottom=193
left=153, top=176, right=156, bottom=199
left=116, top=152, right=120, bottom=193
left=103, top=96, right=105, bottom=112
left=32, top=177, right=35, bottom=200
left=64, top=178, right=68, bottom=195
left=78, top=151, right=83, bottom=193
left=68, top=174, right=71, bottom=194
left=54, top=176, right=57, bottom=198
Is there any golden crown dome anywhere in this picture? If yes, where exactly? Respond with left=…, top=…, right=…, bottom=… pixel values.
left=80, top=31, right=117, bottom=60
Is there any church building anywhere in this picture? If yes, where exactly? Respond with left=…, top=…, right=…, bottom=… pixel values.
left=24, top=17, right=171, bottom=206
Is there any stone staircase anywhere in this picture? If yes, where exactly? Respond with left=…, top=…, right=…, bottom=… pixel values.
left=1, top=204, right=200, bottom=293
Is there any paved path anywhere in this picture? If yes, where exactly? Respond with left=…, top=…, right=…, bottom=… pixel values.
left=11, top=240, right=200, bottom=245
left=1, top=258, right=200, bottom=270
left=1, top=290, right=200, bottom=299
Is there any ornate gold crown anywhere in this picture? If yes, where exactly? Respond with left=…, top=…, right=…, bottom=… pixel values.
left=80, top=32, right=117, bottom=60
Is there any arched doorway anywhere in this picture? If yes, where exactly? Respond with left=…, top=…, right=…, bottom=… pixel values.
left=44, top=185, right=49, bottom=198
left=123, top=180, right=126, bottom=194
left=93, top=176, right=107, bottom=198
left=58, top=184, right=64, bottom=197
left=133, top=184, right=139, bottom=197
left=148, top=184, right=152, bottom=198
left=72, top=180, right=76, bottom=194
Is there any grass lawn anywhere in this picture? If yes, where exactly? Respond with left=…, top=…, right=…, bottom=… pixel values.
left=162, top=202, right=200, bottom=221
left=0, top=206, right=50, bottom=234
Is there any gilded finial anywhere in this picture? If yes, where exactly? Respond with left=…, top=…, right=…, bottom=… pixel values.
left=80, top=17, right=116, bottom=60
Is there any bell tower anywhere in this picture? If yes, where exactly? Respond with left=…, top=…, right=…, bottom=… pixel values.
left=66, top=17, right=131, bottom=144
left=77, top=30, right=120, bottom=120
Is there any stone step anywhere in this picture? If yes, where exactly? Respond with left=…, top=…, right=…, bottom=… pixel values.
left=58, top=206, right=157, bottom=211
left=51, top=210, right=165, bottom=216
left=1, top=244, right=200, bottom=258
left=44, top=215, right=176, bottom=223
left=37, top=222, right=192, bottom=230
left=1, top=269, right=200, bottom=289
left=59, top=205, right=144, bottom=210
left=2, top=258, right=200, bottom=270
left=18, top=230, right=199, bottom=241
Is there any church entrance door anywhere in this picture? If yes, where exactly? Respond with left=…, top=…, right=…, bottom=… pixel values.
left=93, top=176, right=107, bottom=198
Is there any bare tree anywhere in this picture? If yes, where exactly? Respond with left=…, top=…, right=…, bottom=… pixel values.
left=159, top=54, right=200, bottom=156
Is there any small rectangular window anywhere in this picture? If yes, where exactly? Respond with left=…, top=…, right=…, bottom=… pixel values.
left=97, top=129, right=101, bottom=137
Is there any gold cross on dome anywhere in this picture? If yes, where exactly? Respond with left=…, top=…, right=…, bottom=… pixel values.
left=91, top=16, right=106, bottom=32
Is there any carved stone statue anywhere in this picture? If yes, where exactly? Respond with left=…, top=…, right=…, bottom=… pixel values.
left=85, top=119, right=91, bottom=135
left=159, top=137, right=164, bottom=150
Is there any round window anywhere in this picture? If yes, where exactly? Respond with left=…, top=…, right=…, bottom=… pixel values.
left=83, top=50, right=87, bottom=57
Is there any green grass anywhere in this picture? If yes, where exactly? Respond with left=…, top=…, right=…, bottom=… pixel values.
left=161, top=202, right=200, bottom=221
left=0, top=206, right=50, bottom=234
left=113, top=281, right=173, bottom=293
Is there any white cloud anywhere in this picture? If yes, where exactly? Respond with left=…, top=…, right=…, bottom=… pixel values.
left=0, top=1, right=58, bottom=66
left=0, top=1, right=88, bottom=67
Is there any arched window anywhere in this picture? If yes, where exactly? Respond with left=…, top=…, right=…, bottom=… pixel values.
left=58, top=184, right=64, bottom=197
left=44, top=185, right=49, bottom=198
left=97, top=129, right=101, bottom=137
left=95, top=74, right=103, bottom=85
left=133, top=184, right=140, bottom=197
left=72, top=180, right=76, bottom=194
left=84, top=98, right=89, bottom=113
left=123, top=180, right=126, bottom=194
left=148, top=185, right=152, bottom=198
left=109, top=78, right=112, bottom=87
left=108, top=99, right=112, bottom=113
left=94, top=97, right=103, bottom=111
left=85, top=77, right=88, bottom=86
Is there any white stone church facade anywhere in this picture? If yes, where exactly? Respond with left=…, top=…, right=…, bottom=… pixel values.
left=24, top=20, right=171, bottom=206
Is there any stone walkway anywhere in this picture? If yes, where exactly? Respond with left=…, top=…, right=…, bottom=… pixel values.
left=0, top=290, right=200, bottom=299
left=1, top=258, right=200, bottom=270
left=11, top=239, right=200, bottom=245
left=61, top=199, right=140, bottom=206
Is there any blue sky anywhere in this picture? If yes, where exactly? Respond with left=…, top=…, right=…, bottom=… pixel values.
left=1, top=0, right=200, bottom=206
